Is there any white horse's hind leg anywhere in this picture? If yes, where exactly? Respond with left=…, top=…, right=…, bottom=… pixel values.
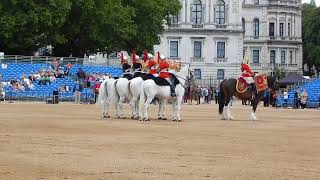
left=158, top=99, right=167, bottom=120
left=117, top=97, right=126, bottom=118
left=250, top=111, right=257, bottom=121
left=143, top=97, right=153, bottom=121
left=129, top=97, right=138, bottom=119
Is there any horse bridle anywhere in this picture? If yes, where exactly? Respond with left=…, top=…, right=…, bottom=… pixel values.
left=175, top=69, right=192, bottom=89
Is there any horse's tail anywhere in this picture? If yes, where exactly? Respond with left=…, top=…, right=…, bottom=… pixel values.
left=138, top=81, right=146, bottom=117
left=111, top=80, right=120, bottom=103
left=218, top=80, right=225, bottom=114
left=98, top=80, right=107, bottom=104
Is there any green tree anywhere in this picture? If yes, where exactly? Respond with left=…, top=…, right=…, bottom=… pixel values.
left=122, top=0, right=181, bottom=53
left=302, top=4, right=320, bottom=75
left=272, top=66, right=287, bottom=80
left=0, top=0, right=181, bottom=57
left=53, top=0, right=136, bottom=57
left=0, top=0, right=71, bottom=55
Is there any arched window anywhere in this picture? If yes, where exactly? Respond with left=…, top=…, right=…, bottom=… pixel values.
left=216, top=0, right=225, bottom=24
left=253, top=18, right=259, bottom=36
left=242, top=18, right=245, bottom=34
left=192, top=0, right=202, bottom=24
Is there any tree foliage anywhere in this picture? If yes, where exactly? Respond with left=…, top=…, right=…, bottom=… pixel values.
left=0, top=0, right=181, bottom=57
left=302, top=4, right=320, bottom=75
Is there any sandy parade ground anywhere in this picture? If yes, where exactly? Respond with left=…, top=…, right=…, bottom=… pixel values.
left=0, top=101, right=320, bottom=180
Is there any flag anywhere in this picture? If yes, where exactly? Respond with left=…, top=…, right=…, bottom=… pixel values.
left=143, top=50, right=148, bottom=62
left=157, top=52, right=160, bottom=63
left=132, top=49, right=136, bottom=64
left=120, top=52, right=124, bottom=64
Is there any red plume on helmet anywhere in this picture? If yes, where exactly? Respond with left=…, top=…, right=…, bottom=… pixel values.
left=143, top=50, right=148, bottom=62
left=132, top=49, right=136, bottom=64
left=157, top=52, right=160, bottom=63
left=120, top=52, right=124, bottom=64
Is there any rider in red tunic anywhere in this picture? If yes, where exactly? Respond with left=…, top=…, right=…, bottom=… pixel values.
left=159, top=61, right=176, bottom=96
left=147, top=59, right=158, bottom=77
left=241, top=62, right=254, bottom=84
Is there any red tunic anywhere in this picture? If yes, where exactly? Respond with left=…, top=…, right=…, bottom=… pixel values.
left=241, top=63, right=253, bottom=77
left=159, top=71, right=170, bottom=78
left=149, top=69, right=157, bottom=75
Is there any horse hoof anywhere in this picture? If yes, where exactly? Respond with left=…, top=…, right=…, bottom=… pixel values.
left=144, top=118, right=150, bottom=121
left=158, top=117, right=163, bottom=120
left=172, top=119, right=177, bottom=122
left=131, top=116, right=135, bottom=119
left=162, top=117, right=167, bottom=120
left=103, top=115, right=111, bottom=119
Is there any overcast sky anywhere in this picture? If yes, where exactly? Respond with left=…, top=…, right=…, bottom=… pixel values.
left=301, top=0, right=319, bottom=6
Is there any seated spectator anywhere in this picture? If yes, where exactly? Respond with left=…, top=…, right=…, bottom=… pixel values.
left=1, top=63, right=7, bottom=69
left=65, top=85, right=70, bottom=92
left=38, top=75, right=50, bottom=85
left=51, top=59, right=60, bottom=71
left=56, top=67, right=65, bottom=78
left=59, top=85, right=65, bottom=92
left=49, top=75, right=56, bottom=83
left=65, top=62, right=72, bottom=76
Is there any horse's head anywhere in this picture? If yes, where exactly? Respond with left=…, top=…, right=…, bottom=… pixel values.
left=267, top=76, right=279, bottom=92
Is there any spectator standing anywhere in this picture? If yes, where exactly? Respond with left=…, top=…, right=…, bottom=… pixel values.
left=93, top=80, right=101, bottom=104
left=215, top=88, right=219, bottom=104
left=300, top=90, right=308, bottom=109
left=204, top=87, right=209, bottom=104
left=283, top=91, right=288, bottom=108
left=263, top=88, right=270, bottom=107
left=73, top=81, right=83, bottom=104
left=294, top=90, right=299, bottom=109
left=77, top=68, right=86, bottom=85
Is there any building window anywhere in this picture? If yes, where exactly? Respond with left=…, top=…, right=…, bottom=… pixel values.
left=269, top=23, right=275, bottom=37
left=172, top=15, right=179, bottom=24
left=270, top=50, right=276, bottom=63
left=289, top=51, right=293, bottom=64
left=253, top=18, right=259, bottom=37
left=288, top=23, right=291, bottom=37
left=217, top=42, right=225, bottom=58
left=242, top=18, right=245, bottom=34
left=216, top=0, right=225, bottom=24
left=192, top=0, right=202, bottom=24
left=280, top=23, right=284, bottom=37
left=281, top=50, right=286, bottom=64
left=194, top=41, right=202, bottom=58
left=217, top=69, right=225, bottom=80
left=252, top=50, right=260, bottom=63
left=194, top=69, right=201, bottom=79
left=243, top=48, right=246, bottom=59
left=254, top=0, right=259, bottom=5
left=169, top=41, right=178, bottom=57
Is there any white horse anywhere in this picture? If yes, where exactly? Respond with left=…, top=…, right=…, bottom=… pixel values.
left=138, top=66, right=191, bottom=121
left=98, top=77, right=116, bottom=118
left=113, top=77, right=132, bottom=118
left=128, top=76, right=144, bottom=119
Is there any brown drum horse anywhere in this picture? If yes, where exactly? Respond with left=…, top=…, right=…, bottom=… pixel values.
left=218, top=75, right=278, bottom=120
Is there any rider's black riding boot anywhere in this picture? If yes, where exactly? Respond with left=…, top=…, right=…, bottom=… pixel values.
left=170, top=78, right=176, bottom=97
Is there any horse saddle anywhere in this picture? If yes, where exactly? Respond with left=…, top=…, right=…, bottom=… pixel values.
left=151, top=76, right=180, bottom=87
left=254, top=74, right=268, bottom=92
left=153, top=77, right=171, bottom=86
left=236, top=77, right=250, bottom=93
left=122, top=74, right=132, bottom=80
